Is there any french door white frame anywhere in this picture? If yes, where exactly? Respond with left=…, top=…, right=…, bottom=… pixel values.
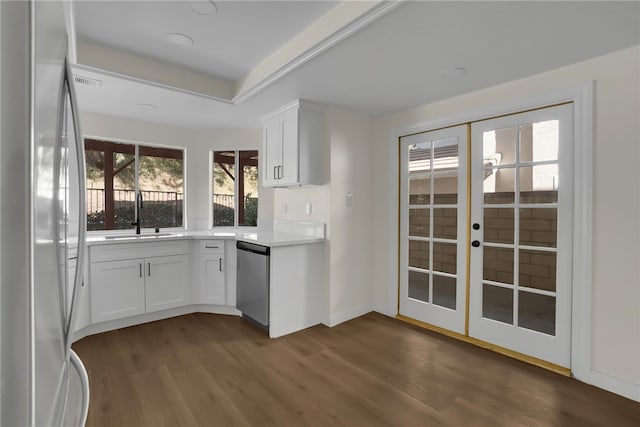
left=469, top=104, right=573, bottom=367
left=399, top=125, right=468, bottom=334
left=386, top=83, right=593, bottom=382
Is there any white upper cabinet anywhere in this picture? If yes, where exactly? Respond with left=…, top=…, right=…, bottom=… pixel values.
left=261, top=100, right=325, bottom=188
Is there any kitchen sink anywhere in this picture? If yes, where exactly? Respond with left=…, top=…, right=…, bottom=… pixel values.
left=104, top=233, right=174, bottom=240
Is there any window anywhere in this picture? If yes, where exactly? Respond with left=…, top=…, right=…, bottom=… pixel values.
left=212, top=150, right=259, bottom=227
left=85, top=139, right=184, bottom=231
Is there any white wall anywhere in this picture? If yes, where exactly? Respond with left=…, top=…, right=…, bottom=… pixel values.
left=372, top=46, right=640, bottom=393
left=80, top=112, right=270, bottom=231
left=326, top=108, right=374, bottom=325
left=272, top=106, right=374, bottom=326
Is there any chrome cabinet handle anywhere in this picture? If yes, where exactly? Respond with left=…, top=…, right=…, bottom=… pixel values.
left=273, top=165, right=277, bottom=179
left=205, top=244, right=219, bottom=249
left=139, top=263, right=142, bottom=278
left=219, top=258, right=223, bottom=272
left=148, top=262, right=151, bottom=277
left=278, top=165, right=283, bottom=179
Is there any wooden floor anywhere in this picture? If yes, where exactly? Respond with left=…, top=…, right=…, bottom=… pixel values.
left=72, top=312, right=640, bottom=427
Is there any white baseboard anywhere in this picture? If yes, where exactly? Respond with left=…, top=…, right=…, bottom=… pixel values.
left=194, top=305, right=241, bottom=316
left=373, top=305, right=396, bottom=318
left=327, top=304, right=372, bottom=327
left=72, top=304, right=240, bottom=342
left=583, top=369, right=640, bottom=402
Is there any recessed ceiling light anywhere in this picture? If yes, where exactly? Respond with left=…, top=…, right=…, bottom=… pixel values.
left=441, top=67, right=467, bottom=77
left=166, top=32, right=194, bottom=47
left=189, top=1, right=217, bottom=15
left=138, top=103, right=157, bottom=111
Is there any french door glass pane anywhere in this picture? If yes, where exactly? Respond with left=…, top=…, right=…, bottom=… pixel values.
left=433, top=175, right=458, bottom=204
left=482, top=284, right=513, bottom=324
left=483, top=127, right=516, bottom=166
left=519, top=120, right=559, bottom=163
left=409, top=142, right=432, bottom=172
left=519, top=249, right=556, bottom=291
left=433, top=208, right=456, bottom=239
left=433, top=137, right=459, bottom=169
left=483, top=208, right=514, bottom=244
left=409, top=176, right=430, bottom=205
left=518, top=291, right=556, bottom=335
left=433, top=242, right=456, bottom=274
left=520, top=208, right=557, bottom=247
left=409, top=240, right=429, bottom=270
left=409, top=208, right=430, bottom=238
left=520, top=165, right=558, bottom=203
left=408, top=270, right=429, bottom=302
left=483, top=246, right=514, bottom=283
left=484, top=167, right=515, bottom=204
left=433, top=275, right=456, bottom=309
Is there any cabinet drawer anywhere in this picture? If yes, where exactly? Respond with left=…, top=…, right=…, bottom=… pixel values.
left=199, top=240, right=225, bottom=253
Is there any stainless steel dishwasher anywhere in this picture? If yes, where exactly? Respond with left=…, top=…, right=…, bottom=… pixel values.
left=236, top=241, right=270, bottom=329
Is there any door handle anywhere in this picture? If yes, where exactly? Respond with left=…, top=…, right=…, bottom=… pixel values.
left=472, top=240, right=481, bottom=248
left=139, top=263, right=142, bottom=278
left=219, top=258, right=223, bottom=272
left=273, top=165, right=277, bottom=179
left=69, top=350, right=90, bottom=427
left=473, top=223, right=481, bottom=230
left=148, top=262, right=151, bottom=277
left=63, top=55, right=88, bottom=351
left=278, top=165, right=283, bottom=179
left=205, top=244, right=219, bottom=249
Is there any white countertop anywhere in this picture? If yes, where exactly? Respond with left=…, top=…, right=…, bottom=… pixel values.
left=236, top=231, right=324, bottom=247
left=85, top=229, right=323, bottom=248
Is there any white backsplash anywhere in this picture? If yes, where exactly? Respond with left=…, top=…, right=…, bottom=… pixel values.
left=273, top=220, right=325, bottom=238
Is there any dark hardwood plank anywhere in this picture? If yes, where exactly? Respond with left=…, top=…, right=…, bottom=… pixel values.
left=72, top=313, right=640, bottom=427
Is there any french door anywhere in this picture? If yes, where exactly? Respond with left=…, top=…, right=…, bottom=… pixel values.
left=399, top=125, right=468, bottom=334
left=399, top=104, right=573, bottom=368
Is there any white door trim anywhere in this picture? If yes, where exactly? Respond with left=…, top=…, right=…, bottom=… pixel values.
left=385, top=82, right=596, bottom=388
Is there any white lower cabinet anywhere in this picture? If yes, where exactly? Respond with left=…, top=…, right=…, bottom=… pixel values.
left=89, top=241, right=190, bottom=323
left=90, top=258, right=145, bottom=322
left=194, top=240, right=226, bottom=305
left=145, top=254, right=190, bottom=312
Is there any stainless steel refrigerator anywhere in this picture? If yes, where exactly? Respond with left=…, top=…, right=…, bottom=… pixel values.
left=1, top=1, right=90, bottom=425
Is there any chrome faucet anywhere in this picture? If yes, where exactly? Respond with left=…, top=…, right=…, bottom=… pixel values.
left=131, top=191, right=143, bottom=234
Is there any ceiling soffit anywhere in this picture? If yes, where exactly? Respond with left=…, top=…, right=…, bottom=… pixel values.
left=72, top=1, right=401, bottom=106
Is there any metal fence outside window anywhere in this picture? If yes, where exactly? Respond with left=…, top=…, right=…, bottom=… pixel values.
left=87, top=188, right=184, bottom=230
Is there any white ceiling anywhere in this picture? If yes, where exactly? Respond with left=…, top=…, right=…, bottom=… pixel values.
left=74, top=0, right=338, bottom=81
left=73, top=1, right=640, bottom=130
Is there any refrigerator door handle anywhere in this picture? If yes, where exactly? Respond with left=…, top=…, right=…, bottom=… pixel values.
left=69, top=349, right=90, bottom=426
left=64, top=55, right=87, bottom=348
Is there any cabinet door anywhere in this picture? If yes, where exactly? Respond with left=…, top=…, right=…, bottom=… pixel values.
left=202, top=253, right=226, bottom=305
left=279, top=107, right=300, bottom=186
left=262, top=115, right=281, bottom=187
left=90, top=259, right=145, bottom=323
left=145, top=254, right=189, bottom=312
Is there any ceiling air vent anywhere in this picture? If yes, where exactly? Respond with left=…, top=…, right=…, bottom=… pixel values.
left=74, top=75, right=102, bottom=88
